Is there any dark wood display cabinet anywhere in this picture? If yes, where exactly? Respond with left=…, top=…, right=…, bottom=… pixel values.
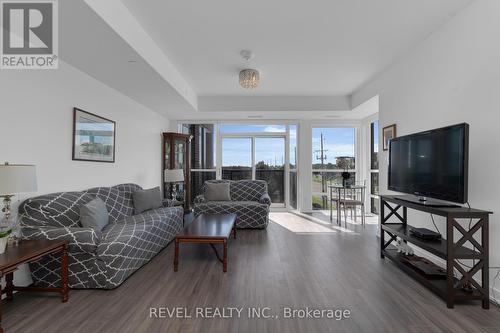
left=380, top=195, right=492, bottom=309
left=162, top=132, right=192, bottom=212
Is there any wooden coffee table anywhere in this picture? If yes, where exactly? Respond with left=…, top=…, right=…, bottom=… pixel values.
left=174, top=213, right=237, bottom=272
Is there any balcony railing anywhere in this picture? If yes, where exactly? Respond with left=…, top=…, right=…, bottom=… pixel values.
left=222, top=168, right=285, bottom=204
left=256, top=169, right=284, bottom=204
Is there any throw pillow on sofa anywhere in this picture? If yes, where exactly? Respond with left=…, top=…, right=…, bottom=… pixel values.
left=132, top=186, right=163, bottom=214
left=205, top=182, right=231, bottom=201
left=80, top=197, right=109, bottom=231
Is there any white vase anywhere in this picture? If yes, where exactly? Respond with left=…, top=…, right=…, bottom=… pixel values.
left=0, top=237, right=7, bottom=254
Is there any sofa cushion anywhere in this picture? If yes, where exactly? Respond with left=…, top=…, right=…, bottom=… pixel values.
left=205, top=182, right=231, bottom=201
left=230, top=180, right=268, bottom=201
left=80, top=197, right=109, bottom=231
left=19, top=191, right=95, bottom=228
left=132, top=187, right=162, bottom=214
left=98, top=207, right=184, bottom=286
left=194, top=201, right=269, bottom=229
left=87, top=184, right=141, bottom=223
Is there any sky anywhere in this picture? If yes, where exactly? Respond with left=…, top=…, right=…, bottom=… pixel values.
left=312, top=127, right=356, bottom=165
left=219, top=125, right=358, bottom=168
left=373, top=121, right=379, bottom=153
left=221, top=125, right=289, bottom=167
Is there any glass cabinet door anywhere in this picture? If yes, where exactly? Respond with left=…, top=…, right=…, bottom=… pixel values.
left=174, top=140, right=185, bottom=169
left=165, top=141, right=171, bottom=169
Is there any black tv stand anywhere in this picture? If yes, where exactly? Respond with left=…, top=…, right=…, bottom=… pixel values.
left=396, top=195, right=460, bottom=208
left=380, top=195, right=492, bottom=309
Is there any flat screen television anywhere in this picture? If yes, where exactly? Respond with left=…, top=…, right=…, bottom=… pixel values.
left=388, top=123, right=469, bottom=204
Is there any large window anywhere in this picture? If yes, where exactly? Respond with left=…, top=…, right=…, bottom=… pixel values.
left=289, top=125, right=298, bottom=209
left=312, top=127, right=356, bottom=210
left=370, top=121, right=380, bottom=214
left=182, top=124, right=216, bottom=203
left=219, top=124, right=286, bottom=134
left=181, top=123, right=296, bottom=208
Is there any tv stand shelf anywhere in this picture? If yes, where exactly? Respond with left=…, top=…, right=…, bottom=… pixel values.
left=381, top=224, right=480, bottom=260
left=380, top=195, right=492, bottom=309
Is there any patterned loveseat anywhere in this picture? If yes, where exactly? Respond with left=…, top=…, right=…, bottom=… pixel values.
left=193, top=180, right=271, bottom=229
left=19, top=184, right=183, bottom=289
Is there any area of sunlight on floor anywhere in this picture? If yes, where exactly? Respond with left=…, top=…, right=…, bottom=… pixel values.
left=269, top=212, right=355, bottom=234
left=312, top=209, right=380, bottom=225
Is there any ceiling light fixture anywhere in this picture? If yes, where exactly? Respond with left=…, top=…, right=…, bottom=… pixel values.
left=239, top=69, right=260, bottom=89
left=239, top=50, right=260, bottom=90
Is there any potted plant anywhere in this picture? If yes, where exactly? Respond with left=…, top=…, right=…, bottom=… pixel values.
left=336, top=156, right=354, bottom=187
left=0, top=214, right=19, bottom=254
left=0, top=227, right=12, bottom=254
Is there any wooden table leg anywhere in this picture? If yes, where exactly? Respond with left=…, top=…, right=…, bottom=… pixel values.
left=337, top=188, right=341, bottom=226
left=233, top=226, right=236, bottom=239
left=174, top=238, right=179, bottom=272
left=223, top=239, right=228, bottom=272
left=5, top=273, right=13, bottom=301
left=61, top=244, right=69, bottom=303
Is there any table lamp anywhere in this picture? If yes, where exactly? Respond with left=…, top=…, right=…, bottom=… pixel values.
left=164, top=169, right=184, bottom=200
left=0, top=163, right=38, bottom=221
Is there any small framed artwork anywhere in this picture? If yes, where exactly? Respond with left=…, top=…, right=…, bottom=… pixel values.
left=382, top=124, right=396, bottom=151
left=72, top=108, right=116, bottom=162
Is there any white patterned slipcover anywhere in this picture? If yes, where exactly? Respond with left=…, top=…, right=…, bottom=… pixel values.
left=19, top=184, right=183, bottom=289
left=194, top=180, right=271, bottom=229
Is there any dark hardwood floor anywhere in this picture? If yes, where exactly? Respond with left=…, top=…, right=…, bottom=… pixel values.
left=4, top=214, right=500, bottom=333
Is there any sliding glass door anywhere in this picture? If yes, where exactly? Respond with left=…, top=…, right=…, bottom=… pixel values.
left=221, top=137, right=252, bottom=180
left=183, top=123, right=296, bottom=209
left=221, top=134, right=286, bottom=206
left=255, top=137, right=285, bottom=204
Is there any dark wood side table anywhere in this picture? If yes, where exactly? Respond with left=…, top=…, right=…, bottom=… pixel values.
left=0, top=240, right=69, bottom=333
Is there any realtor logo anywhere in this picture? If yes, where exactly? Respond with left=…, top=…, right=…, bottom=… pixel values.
left=1, top=0, right=58, bottom=69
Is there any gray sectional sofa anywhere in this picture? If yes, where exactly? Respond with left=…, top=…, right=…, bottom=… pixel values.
left=19, top=183, right=183, bottom=289
left=194, top=180, right=271, bottom=229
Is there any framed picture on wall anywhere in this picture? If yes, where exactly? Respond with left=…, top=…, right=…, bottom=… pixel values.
left=72, top=108, right=116, bottom=162
left=382, top=124, right=396, bottom=151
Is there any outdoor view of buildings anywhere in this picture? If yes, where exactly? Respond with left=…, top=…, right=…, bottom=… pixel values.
left=311, top=127, right=356, bottom=210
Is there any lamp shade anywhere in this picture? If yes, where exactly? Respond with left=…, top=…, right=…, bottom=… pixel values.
left=164, top=169, right=184, bottom=182
left=0, top=164, right=37, bottom=195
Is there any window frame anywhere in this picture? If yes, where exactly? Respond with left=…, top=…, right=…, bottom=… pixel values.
left=310, top=125, right=360, bottom=210
left=178, top=121, right=298, bottom=210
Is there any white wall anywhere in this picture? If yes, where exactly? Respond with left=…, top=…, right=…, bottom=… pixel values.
left=0, top=60, right=169, bottom=286
left=1, top=60, right=169, bottom=194
left=352, top=0, right=500, bottom=300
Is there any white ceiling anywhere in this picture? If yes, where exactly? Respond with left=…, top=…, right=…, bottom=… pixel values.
left=122, top=0, right=473, bottom=97
left=60, top=0, right=196, bottom=117
left=62, top=0, right=474, bottom=119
